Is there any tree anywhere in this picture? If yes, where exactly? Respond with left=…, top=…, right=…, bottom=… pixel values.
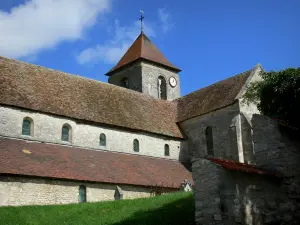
left=243, top=67, right=300, bottom=128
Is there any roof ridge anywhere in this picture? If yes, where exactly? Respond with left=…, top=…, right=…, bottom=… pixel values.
left=0, top=56, right=106, bottom=85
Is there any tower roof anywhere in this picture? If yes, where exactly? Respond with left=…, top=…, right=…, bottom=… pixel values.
left=106, top=32, right=180, bottom=75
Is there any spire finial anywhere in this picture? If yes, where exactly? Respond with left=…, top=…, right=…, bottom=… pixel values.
left=139, top=10, right=144, bottom=33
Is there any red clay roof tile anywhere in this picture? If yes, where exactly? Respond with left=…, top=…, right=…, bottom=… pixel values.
left=0, top=138, right=193, bottom=188
left=208, top=158, right=282, bottom=178
left=106, top=32, right=180, bottom=75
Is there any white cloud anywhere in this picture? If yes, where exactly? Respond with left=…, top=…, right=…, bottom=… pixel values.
left=0, top=0, right=110, bottom=59
left=76, top=19, right=156, bottom=65
left=158, top=8, right=174, bottom=33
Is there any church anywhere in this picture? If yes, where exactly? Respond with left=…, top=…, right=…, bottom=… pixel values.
left=0, top=31, right=262, bottom=206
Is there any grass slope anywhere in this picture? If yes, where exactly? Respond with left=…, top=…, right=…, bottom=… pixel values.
left=0, top=192, right=195, bottom=225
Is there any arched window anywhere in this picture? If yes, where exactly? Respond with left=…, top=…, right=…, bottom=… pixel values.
left=22, top=117, right=33, bottom=136
left=157, top=76, right=167, bottom=100
left=205, top=126, right=214, bottom=156
left=79, top=185, right=86, bottom=203
left=61, top=124, right=71, bottom=142
left=100, top=133, right=106, bottom=146
left=121, top=77, right=129, bottom=88
left=133, top=139, right=139, bottom=152
left=164, top=144, right=170, bottom=156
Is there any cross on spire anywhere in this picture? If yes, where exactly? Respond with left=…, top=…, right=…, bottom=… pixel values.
left=139, top=10, right=144, bottom=33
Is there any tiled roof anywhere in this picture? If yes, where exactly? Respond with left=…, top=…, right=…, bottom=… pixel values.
left=0, top=56, right=183, bottom=138
left=106, top=32, right=180, bottom=75
left=0, top=54, right=257, bottom=138
left=175, top=69, right=254, bottom=122
left=208, top=158, right=282, bottom=178
left=0, top=138, right=193, bottom=188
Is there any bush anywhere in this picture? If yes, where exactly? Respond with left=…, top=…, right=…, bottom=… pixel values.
left=243, top=67, right=300, bottom=128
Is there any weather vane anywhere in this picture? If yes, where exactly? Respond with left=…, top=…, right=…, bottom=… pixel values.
left=139, top=10, right=144, bottom=33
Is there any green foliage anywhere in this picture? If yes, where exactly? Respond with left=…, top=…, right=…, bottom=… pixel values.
left=0, top=192, right=195, bottom=225
left=243, top=67, right=300, bottom=128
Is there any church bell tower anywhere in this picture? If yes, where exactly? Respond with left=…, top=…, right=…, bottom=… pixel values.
left=105, top=31, right=181, bottom=101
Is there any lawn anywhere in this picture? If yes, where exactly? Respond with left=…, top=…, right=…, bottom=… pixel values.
left=0, top=191, right=195, bottom=225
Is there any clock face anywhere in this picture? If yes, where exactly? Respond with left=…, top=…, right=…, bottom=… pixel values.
left=169, top=76, right=177, bottom=87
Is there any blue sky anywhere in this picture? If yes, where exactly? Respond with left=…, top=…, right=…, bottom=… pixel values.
left=0, top=0, right=299, bottom=96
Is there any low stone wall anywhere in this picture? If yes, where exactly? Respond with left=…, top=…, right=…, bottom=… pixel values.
left=192, top=159, right=224, bottom=225
left=193, top=159, right=299, bottom=225
left=0, top=175, right=173, bottom=206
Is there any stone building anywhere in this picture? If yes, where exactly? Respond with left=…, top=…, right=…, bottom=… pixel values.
left=0, top=31, right=269, bottom=207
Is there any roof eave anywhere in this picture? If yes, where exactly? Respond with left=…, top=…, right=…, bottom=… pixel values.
left=106, top=58, right=181, bottom=76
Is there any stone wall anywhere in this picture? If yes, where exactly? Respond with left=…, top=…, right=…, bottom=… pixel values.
left=252, top=114, right=300, bottom=176
left=0, top=105, right=182, bottom=160
left=252, top=114, right=300, bottom=224
left=179, top=103, right=241, bottom=163
left=141, top=62, right=180, bottom=101
left=108, top=62, right=143, bottom=92
left=192, top=159, right=224, bottom=225
left=0, top=175, right=174, bottom=206
left=192, top=114, right=300, bottom=225
left=107, top=61, right=180, bottom=101
left=193, top=159, right=300, bottom=225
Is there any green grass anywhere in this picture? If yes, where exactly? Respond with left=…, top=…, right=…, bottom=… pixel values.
left=0, top=192, right=195, bottom=225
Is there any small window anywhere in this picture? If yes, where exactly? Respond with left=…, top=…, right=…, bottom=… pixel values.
left=100, top=133, right=106, bottom=146
left=61, top=124, right=71, bottom=142
left=205, top=126, right=214, bottom=156
left=22, top=117, right=33, bottom=136
left=133, top=139, right=139, bottom=152
left=79, top=185, right=86, bottom=203
left=121, top=77, right=129, bottom=88
left=164, top=144, right=170, bottom=156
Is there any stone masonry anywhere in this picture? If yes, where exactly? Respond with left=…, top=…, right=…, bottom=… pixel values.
left=192, top=114, right=300, bottom=225
left=0, top=105, right=182, bottom=161
left=0, top=175, right=167, bottom=206
left=179, top=103, right=241, bottom=166
left=108, top=61, right=180, bottom=101
left=141, top=62, right=180, bottom=101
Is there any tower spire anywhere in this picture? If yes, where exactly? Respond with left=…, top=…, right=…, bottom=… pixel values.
left=139, top=10, right=144, bottom=33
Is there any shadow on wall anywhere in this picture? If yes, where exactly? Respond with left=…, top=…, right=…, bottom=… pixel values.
left=112, top=193, right=195, bottom=225
left=179, top=140, right=192, bottom=171
left=220, top=171, right=291, bottom=225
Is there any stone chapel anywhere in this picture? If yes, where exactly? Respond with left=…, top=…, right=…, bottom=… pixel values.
left=0, top=31, right=263, bottom=206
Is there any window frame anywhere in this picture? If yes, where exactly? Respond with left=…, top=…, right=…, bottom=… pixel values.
left=157, top=76, right=167, bottom=100
left=133, top=139, right=139, bottom=152
left=61, top=123, right=72, bottom=142
left=79, top=185, right=87, bottom=203
left=22, top=117, right=33, bottom=136
left=164, top=144, right=170, bottom=156
left=99, top=133, right=106, bottom=146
